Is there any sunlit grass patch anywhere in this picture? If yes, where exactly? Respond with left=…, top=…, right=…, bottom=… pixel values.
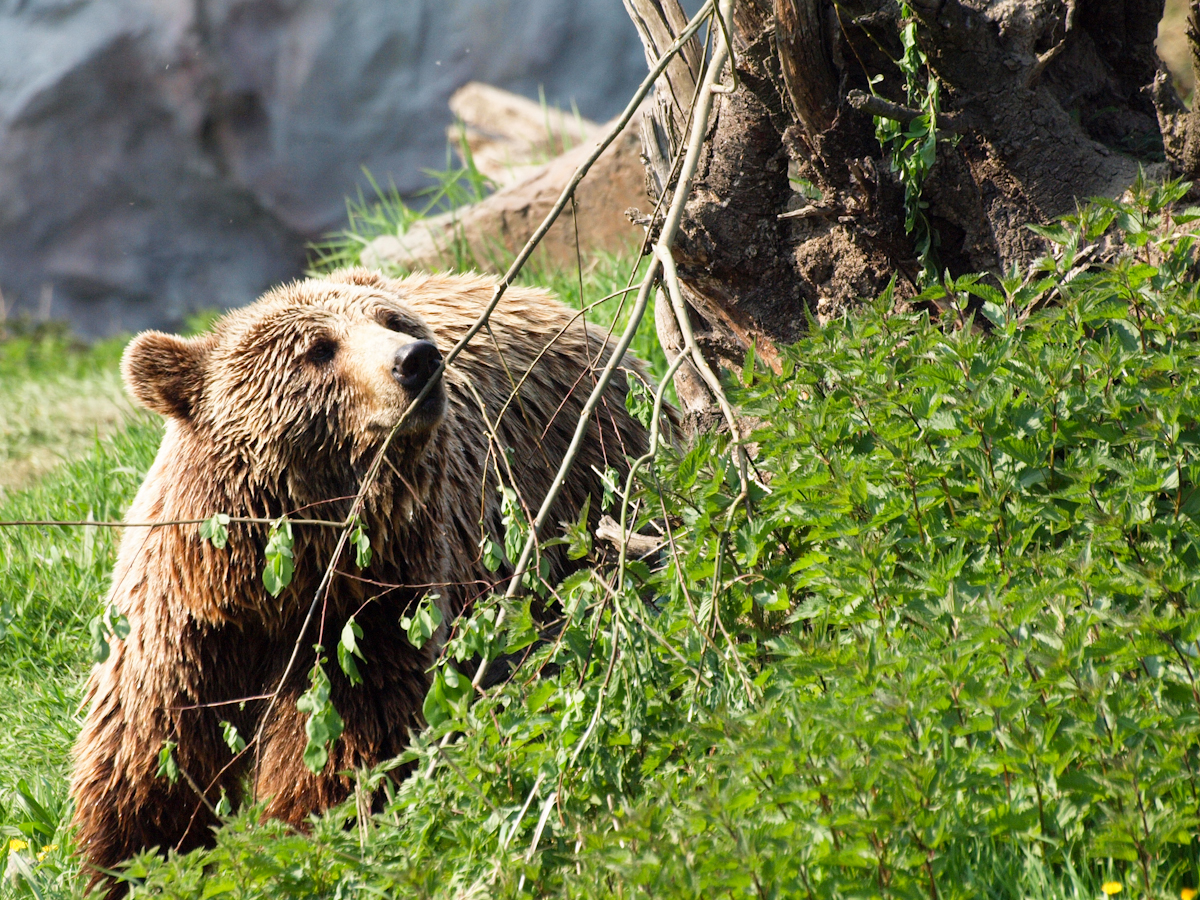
left=0, top=323, right=133, bottom=499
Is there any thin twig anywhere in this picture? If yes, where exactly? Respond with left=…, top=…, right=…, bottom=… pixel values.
left=653, top=0, right=749, bottom=499
left=615, top=349, right=689, bottom=587
left=0, top=516, right=345, bottom=529
left=411, top=0, right=720, bottom=780
left=451, top=0, right=747, bottom=774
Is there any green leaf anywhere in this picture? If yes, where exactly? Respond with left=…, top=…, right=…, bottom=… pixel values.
left=400, top=594, right=444, bottom=650
left=500, top=486, right=528, bottom=564
left=561, top=494, right=593, bottom=561
left=87, top=604, right=129, bottom=663
left=742, top=343, right=757, bottom=386
left=1109, top=318, right=1141, bottom=352
left=422, top=663, right=471, bottom=729
left=262, top=518, right=295, bottom=597
left=599, top=466, right=620, bottom=510
left=199, top=513, right=230, bottom=550
left=296, top=654, right=343, bottom=774
left=480, top=535, right=504, bottom=572
left=110, top=612, right=130, bottom=641
left=220, top=721, right=246, bottom=755
left=338, top=617, right=365, bottom=685
left=979, top=300, right=1007, bottom=328
left=88, top=616, right=110, bottom=664
left=351, top=520, right=372, bottom=569
left=156, top=741, right=179, bottom=784
left=624, top=371, right=654, bottom=429
left=1027, top=222, right=1070, bottom=244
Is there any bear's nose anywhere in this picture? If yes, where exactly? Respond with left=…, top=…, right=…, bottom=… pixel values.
left=392, top=339, right=442, bottom=390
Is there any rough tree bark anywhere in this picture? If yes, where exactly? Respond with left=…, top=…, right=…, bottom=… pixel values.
left=624, top=0, right=1193, bottom=414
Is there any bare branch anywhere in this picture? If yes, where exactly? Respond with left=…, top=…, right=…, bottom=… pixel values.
left=846, top=89, right=967, bottom=134
left=595, top=514, right=665, bottom=556
left=624, top=0, right=707, bottom=157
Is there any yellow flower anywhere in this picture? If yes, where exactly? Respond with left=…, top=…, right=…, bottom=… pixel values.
left=36, top=843, right=57, bottom=861
left=6, top=838, right=28, bottom=853
left=1102, top=882, right=1122, bottom=896
left=1181, top=889, right=1197, bottom=900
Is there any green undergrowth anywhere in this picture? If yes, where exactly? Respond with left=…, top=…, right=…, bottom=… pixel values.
left=7, top=180, right=1200, bottom=898
left=122, top=180, right=1200, bottom=898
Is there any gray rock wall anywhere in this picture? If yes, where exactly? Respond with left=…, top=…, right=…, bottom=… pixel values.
left=0, top=0, right=647, bottom=336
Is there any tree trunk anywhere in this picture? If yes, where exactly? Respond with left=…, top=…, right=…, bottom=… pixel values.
left=624, top=0, right=1189, bottom=412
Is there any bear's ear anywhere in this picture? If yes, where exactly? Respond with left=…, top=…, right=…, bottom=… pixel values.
left=121, top=331, right=209, bottom=420
left=326, top=268, right=386, bottom=288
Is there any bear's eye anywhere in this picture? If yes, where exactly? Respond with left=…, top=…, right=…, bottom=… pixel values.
left=381, top=311, right=409, bottom=334
left=307, top=338, right=337, bottom=366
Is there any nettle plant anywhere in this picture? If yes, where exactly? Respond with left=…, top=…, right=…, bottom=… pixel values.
left=117, top=180, right=1200, bottom=899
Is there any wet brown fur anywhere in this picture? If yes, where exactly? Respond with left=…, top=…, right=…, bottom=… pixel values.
left=70, top=269, right=658, bottom=893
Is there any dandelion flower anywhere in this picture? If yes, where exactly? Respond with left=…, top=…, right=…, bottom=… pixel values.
left=6, top=838, right=27, bottom=853
left=1182, top=889, right=1197, bottom=900
left=1102, top=882, right=1122, bottom=896
left=36, top=843, right=57, bottom=861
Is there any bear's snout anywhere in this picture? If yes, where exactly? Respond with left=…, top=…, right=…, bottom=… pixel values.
left=392, top=340, right=441, bottom=391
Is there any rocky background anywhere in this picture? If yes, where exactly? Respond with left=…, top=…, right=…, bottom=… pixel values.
left=0, top=0, right=650, bottom=336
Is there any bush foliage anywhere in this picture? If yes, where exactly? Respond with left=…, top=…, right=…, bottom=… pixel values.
left=4, top=180, right=1200, bottom=898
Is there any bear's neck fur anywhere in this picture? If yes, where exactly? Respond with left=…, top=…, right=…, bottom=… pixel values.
left=123, top=416, right=452, bottom=639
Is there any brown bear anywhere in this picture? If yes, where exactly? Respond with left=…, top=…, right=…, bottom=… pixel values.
left=70, top=268, right=656, bottom=893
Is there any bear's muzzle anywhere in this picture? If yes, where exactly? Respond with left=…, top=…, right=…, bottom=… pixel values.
left=392, top=339, right=441, bottom=392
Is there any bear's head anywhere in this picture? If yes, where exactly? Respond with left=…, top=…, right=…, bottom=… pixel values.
left=121, top=277, right=447, bottom=495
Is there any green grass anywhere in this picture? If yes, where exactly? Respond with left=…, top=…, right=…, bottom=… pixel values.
left=0, top=419, right=161, bottom=886
left=0, top=322, right=134, bottom=499
left=0, top=321, right=138, bottom=881
left=5, top=174, right=1200, bottom=899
